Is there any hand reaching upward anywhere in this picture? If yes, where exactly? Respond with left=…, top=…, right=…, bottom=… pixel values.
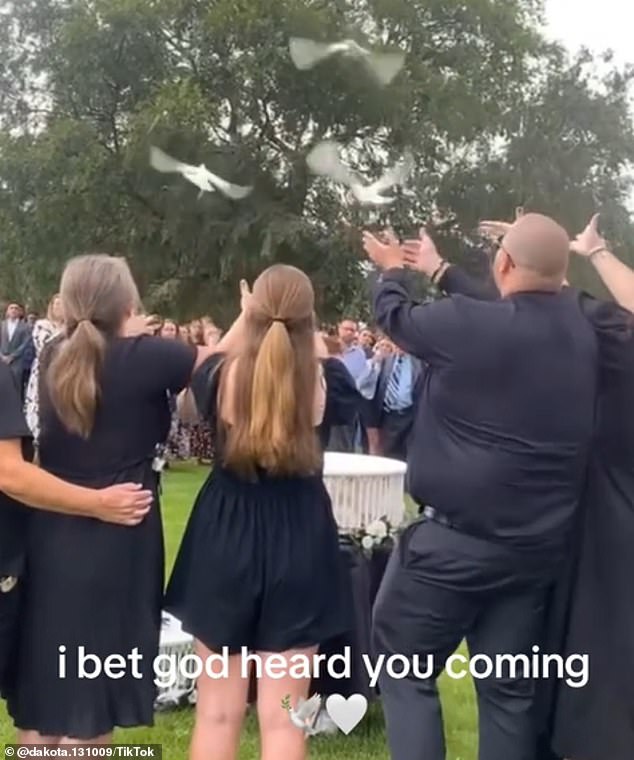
left=478, top=206, right=525, bottom=241
left=402, top=228, right=443, bottom=277
left=239, top=279, right=253, bottom=312
left=362, top=228, right=404, bottom=270
left=570, top=214, right=606, bottom=257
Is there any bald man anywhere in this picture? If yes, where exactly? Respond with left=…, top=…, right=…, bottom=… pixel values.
left=363, top=215, right=598, bottom=760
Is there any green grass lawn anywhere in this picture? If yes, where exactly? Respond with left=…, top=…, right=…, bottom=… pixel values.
left=0, top=464, right=478, bottom=758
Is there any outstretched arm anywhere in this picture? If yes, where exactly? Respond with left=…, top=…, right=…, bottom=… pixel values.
left=436, top=265, right=498, bottom=300
left=571, top=214, right=634, bottom=312
left=364, top=230, right=465, bottom=363
left=401, top=229, right=498, bottom=300
left=0, top=359, right=151, bottom=526
left=0, top=440, right=151, bottom=525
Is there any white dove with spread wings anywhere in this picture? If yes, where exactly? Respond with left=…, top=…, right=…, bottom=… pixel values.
left=289, top=37, right=405, bottom=86
left=306, top=140, right=415, bottom=205
left=285, top=694, right=339, bottom=736
left=149, top=146, right=253, bottom=201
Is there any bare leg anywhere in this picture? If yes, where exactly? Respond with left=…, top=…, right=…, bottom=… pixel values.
left=18, top=731, right=60, bottom=745
left=367, top=428, right=381, bottom=456
left=59, top=734, right=112, bottom=745
left=17, top=732, right=111, bottom=747
left=257, top=648, right=317, bottom=760
left=190, top=641, right=250, bottom=760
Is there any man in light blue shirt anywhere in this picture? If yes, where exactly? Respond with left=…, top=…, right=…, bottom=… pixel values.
left=357, top=342, right=422, bottom=460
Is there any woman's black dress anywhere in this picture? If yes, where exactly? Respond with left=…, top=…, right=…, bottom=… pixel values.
left=546, top=299, right=634, bottom=760
left=165, top=354, right=360, bottom=654
left=6, top=336, right=196, bottom=738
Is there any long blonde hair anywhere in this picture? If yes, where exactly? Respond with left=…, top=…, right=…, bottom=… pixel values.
left=219, top=264, right=321, bottom=478
left=46, top=254, right=140, bottom=438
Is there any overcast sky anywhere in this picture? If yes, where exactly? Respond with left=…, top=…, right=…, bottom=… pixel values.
left=546, top=1, right=633, bottom=210
left=545, top=0, right=632, bottom=66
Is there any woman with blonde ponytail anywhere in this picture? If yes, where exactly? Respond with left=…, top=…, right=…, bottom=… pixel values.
left=7, top=254, right=219, bottom=745
left=165, top=265, right=361, bottom=760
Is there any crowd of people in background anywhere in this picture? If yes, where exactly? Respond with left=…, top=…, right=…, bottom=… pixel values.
left=0, top=306, right=227, bottom=465
left=2, top=210, right=634, bottom=760
left=2, top=301, right=422, bottom=467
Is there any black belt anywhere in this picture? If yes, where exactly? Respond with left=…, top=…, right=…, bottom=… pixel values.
left=422, top=505, right=495, bottom=543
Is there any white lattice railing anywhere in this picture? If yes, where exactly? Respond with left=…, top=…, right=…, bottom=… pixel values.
left=322, top=453, right=407, bottom=532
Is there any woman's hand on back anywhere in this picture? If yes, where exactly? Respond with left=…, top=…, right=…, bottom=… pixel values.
left=94, top=483, right=153, bottom=526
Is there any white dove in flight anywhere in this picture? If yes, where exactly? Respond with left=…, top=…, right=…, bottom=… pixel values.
left=306, top=140, right=415, bottom=205
left=289, top=37, right=405, bottom=86
left=286, top=694, right=338, bottom=736
left=149, top=146, right=253, bottom=200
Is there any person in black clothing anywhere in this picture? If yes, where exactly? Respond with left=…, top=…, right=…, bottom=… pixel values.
left=165, top=265, right=359, bottom=760
left=0, top=360, right=154, bottom=700
left=416, top=213, right=634, bottom=760
left=6, top=254, right=222, bottom=744
left=362, top=215, right=598, bottom=760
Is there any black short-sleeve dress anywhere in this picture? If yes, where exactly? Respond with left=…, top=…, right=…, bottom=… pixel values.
left=165, top=354, right=360, bottom=653
left=0, top=361, right=33, bottom=697
left=6, top=336, right=196, bottom=738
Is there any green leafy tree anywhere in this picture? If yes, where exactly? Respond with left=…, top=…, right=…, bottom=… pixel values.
left=0, top=0, right=632, bottom=316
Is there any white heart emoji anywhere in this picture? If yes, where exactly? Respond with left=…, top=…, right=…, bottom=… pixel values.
left=325, top=693, right=368, bottom=734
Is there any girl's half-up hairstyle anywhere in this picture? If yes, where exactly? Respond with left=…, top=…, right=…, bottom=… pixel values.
left=219, top=264, right=321, bottom=478
left=46, top=254, right=140, bottom=438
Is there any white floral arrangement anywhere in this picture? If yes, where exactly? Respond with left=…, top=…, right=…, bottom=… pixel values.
left=352, top=516, right=399, bottom=556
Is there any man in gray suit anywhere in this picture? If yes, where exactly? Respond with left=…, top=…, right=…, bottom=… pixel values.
left=1, top=303, right=31, bottom=394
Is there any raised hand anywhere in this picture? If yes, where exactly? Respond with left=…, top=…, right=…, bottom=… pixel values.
left=313, top=331, right=329, bottom=359
left=362, top=229, right=403, bottom=270
left=240, top=279, right=253, bottom=312
left=125, top=314, right=161, bottom=337
left=204, top=324, right=221, bottom=346
left=373, top=339, right=393, bottom=362
left=478, top=206, right=525, bottom=241
left=570, top=214, right=606, bottom=257
left=402, top=227, right=443, bottom=276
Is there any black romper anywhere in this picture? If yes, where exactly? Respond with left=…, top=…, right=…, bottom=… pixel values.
left=165, top=354, right=360, bottom=653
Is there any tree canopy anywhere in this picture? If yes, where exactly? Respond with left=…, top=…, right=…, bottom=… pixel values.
left=0, top=0, right=632, bottom=321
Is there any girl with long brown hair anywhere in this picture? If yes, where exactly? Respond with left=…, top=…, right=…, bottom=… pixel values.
left=165, top=265, right=361, bottom=760
left=6, top=254, right=216, bottom=744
